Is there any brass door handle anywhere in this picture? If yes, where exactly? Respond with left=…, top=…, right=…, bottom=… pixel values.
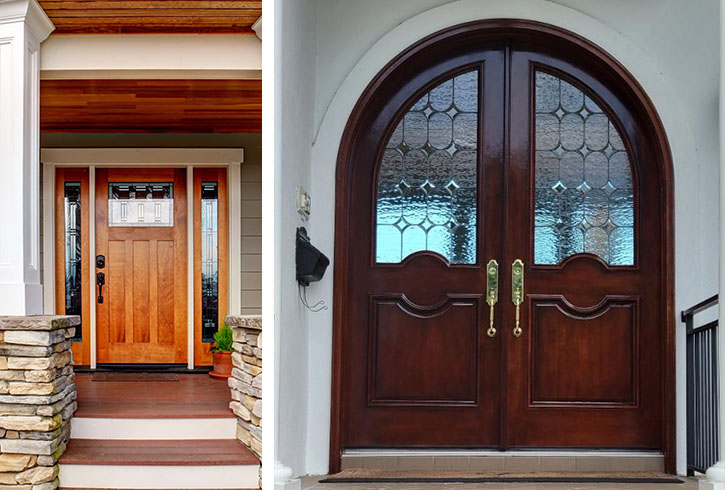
left=486, top=260, right=499, bottom=337
left=511, top=259, right=524, bottom=337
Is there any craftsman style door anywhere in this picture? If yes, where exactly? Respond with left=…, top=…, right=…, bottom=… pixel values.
left=95, top=168, right=188, bottom=364
left=336, top=27, right=668, bottom=454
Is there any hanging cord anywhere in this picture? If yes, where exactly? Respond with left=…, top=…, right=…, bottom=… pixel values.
left=299, top=283, right=328, bottom=312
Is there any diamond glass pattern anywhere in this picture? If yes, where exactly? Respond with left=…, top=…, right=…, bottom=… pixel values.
left=534, top=71, right=634, bottom=265
left=376, top=70, right=479, bottom=264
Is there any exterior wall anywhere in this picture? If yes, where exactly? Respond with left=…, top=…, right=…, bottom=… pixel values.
left=276, top=0, right=720, bottom=477
left=241, top=160, right=263, bottom=315
left=274, top=0, right=316, bottom=477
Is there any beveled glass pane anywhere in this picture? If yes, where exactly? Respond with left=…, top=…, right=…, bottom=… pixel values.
left=376, top=70, right=479, bottom=264
left=534, top=71, right=634, bottom=265
left=64, top=183, right=82, bottom=341
left=108, top=182, right=174, bottom=227
left=201, top=182, right=219, bottom=343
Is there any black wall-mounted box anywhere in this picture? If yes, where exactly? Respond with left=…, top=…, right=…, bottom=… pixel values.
left=296, top=227, right=329, bottom=286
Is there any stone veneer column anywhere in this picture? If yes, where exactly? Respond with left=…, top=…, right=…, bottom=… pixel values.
left=0, top=315, right=78, bottom=490
left=0, top=0, right=54, bottom=315
left=226, top=315, right=262, bottom=459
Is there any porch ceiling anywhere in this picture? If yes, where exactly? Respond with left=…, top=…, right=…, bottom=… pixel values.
left=40, top=78, right=262, bottom=133
left=38, top=1, right=262, bottom=35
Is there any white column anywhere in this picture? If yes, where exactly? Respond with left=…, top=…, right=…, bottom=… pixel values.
left=705, top=0, right=725, bottom=488
left=0, top=0, right=54, bottom=315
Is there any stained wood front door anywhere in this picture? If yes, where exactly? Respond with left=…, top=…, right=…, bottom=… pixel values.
left=337, top=30, right=667, bottom=453
left=95, top=168, right=188, bottom=364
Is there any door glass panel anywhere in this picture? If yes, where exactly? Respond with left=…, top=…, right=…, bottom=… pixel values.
left=376, top=70, right=479, bottom=264
left=108, top=182, right=174, bottom=227
left=201, top=182, right=219, bottom=343
left=534, top=71, right=634, bottom=265
left=64, top=182, right=82, bottom=341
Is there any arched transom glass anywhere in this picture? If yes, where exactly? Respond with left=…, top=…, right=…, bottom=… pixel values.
left=375, top=70, right=479, bottom=264
left=534, top=71, right=634, bottom=266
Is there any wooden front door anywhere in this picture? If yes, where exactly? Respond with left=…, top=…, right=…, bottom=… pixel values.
left=336, top=27, right=668, bottom=455
left=95, top=168, right=188, bottom=364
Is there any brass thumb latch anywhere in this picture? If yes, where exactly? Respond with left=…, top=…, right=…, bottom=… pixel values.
left=486, top=260, right=499, bottom=338
left=511, top=259, right=524, bottom=337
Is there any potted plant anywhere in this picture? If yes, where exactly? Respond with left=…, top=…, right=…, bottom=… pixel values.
left=209, top=323, right=234, bottom=379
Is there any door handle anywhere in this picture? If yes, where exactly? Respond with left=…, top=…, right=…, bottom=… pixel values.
left=96, top=272, right=105, bottom=304
left=511, top=259, right=524, bottom=337
left=486, top=260, right=499, bottom=338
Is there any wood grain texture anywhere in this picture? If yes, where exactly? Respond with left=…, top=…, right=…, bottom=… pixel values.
left=330, top=20, right=675, bottom=473
left=55, top=168, right=91, bottom=366
left=193, top=168, right=228, bottom=367
left=96, top=168, right=188, bottom=364
left=40, top=79, right=262, bottom=133
left=38, top=1, right=261, bottom=34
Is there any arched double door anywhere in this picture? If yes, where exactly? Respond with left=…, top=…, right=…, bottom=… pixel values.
left=333, top=22, right=672, bottom=462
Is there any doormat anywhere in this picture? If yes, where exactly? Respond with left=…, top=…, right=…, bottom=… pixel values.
left=320, top=469, right=684, bottom=484
left=91, top=373, right=180, bottom=382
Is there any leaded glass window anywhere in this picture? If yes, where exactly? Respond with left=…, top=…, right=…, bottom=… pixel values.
left=108, top=182, right=174, bottom=227
left=534, top=71, right=634, bottom=265
left=64, top=183, right=82, bottom=341
left=201, top=182, right=219, bottom=343
left=376, top=70, right=479, bottom=264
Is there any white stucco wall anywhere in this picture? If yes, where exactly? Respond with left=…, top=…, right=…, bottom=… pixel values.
left=274, top=0, right=317, bottom=477
left=276, top=0, right=720, bottom=477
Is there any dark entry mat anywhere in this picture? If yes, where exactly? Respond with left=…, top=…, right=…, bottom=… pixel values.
left=320, top=470, right=684, bottom=484
left=91, top=373, right=180, bottom=382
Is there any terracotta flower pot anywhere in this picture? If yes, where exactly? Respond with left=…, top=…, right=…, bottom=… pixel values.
left=209, top=351, right=233, bottom=379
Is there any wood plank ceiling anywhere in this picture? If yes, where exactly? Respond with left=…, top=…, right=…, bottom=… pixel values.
left=38, top=1, right=262, bottom=34
left=40, top=79, right=262, bottom=133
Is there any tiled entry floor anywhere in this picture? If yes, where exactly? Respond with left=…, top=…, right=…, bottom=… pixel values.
left=75, top=373, right=233, bottom=418
left=301, top=475, right=700, bottom=490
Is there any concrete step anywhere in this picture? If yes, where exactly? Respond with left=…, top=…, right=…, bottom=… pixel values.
left=59, top=439, right=259, bottom=489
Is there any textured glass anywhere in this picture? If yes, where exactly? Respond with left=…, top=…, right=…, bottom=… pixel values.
left=376, top=70, right=479, bottom=264
left=108, top=182, right=174, bottom=227
left=64, top=183, right=82, bottom=341
left=201, top=182, right=219, bottom=343
left=534, top=71, right=634, bottom=265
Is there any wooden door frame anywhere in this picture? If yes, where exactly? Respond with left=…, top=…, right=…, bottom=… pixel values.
left=41, top=148, right=243, bottom=369
left=330, top=19, right=675, bottom=473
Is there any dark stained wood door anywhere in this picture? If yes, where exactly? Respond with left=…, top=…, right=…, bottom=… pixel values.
left=503, top=46, right=662, bottom=448
left=338, top=36, right=665, bottom=452
left=341, top=48, right=507, bottom=447
left=96, top=168, right=188, bottom=364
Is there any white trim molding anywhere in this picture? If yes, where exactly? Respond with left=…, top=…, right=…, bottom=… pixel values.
left=41, top=148, right=245, bottom=369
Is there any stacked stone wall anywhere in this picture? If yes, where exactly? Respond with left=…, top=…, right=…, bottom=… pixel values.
left=0, top=316, right=78, bottom=490
left=225, top=315, right=262, bottom=459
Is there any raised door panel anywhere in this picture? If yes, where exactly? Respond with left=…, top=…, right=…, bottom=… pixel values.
left=369, top=295, right=480, bottom=405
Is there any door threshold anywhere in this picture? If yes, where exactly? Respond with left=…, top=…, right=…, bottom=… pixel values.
left=343, top=449, right=664, bottom=457
left=340, top=449, right=666, bottom=473
left=74, top=364, right=212, bottom=374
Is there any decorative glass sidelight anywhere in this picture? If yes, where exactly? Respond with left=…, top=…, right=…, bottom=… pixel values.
left=534, top=71, right=635, bottom=266
left=375, top=70, right=479, bottom=264
left=108, top=182, right=174, bottom=227
left=64, top=183, right=82, bottom=341
left=201, top=182, right=219, bottom=343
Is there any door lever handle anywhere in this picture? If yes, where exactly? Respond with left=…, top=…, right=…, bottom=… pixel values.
left=486, top=260, right=498, bottom=337
left=96, top=272, right=105, bottom=304
left=511, top=259, right=524, bottom=337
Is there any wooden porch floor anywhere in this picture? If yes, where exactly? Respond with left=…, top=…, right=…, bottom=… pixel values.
left=74, top=373, right=234, bottom=418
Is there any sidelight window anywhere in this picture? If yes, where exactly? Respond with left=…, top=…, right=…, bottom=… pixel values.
left=375, top=70, right=479, bottom=264
left=201, top=182, right=219, bottom=343
left=64, top=183, right=82, bottom=341
left=534, top=71, right=634, bottom=265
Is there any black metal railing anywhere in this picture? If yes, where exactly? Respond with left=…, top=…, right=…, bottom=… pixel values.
left=682, top=294, right=719, bottom=475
